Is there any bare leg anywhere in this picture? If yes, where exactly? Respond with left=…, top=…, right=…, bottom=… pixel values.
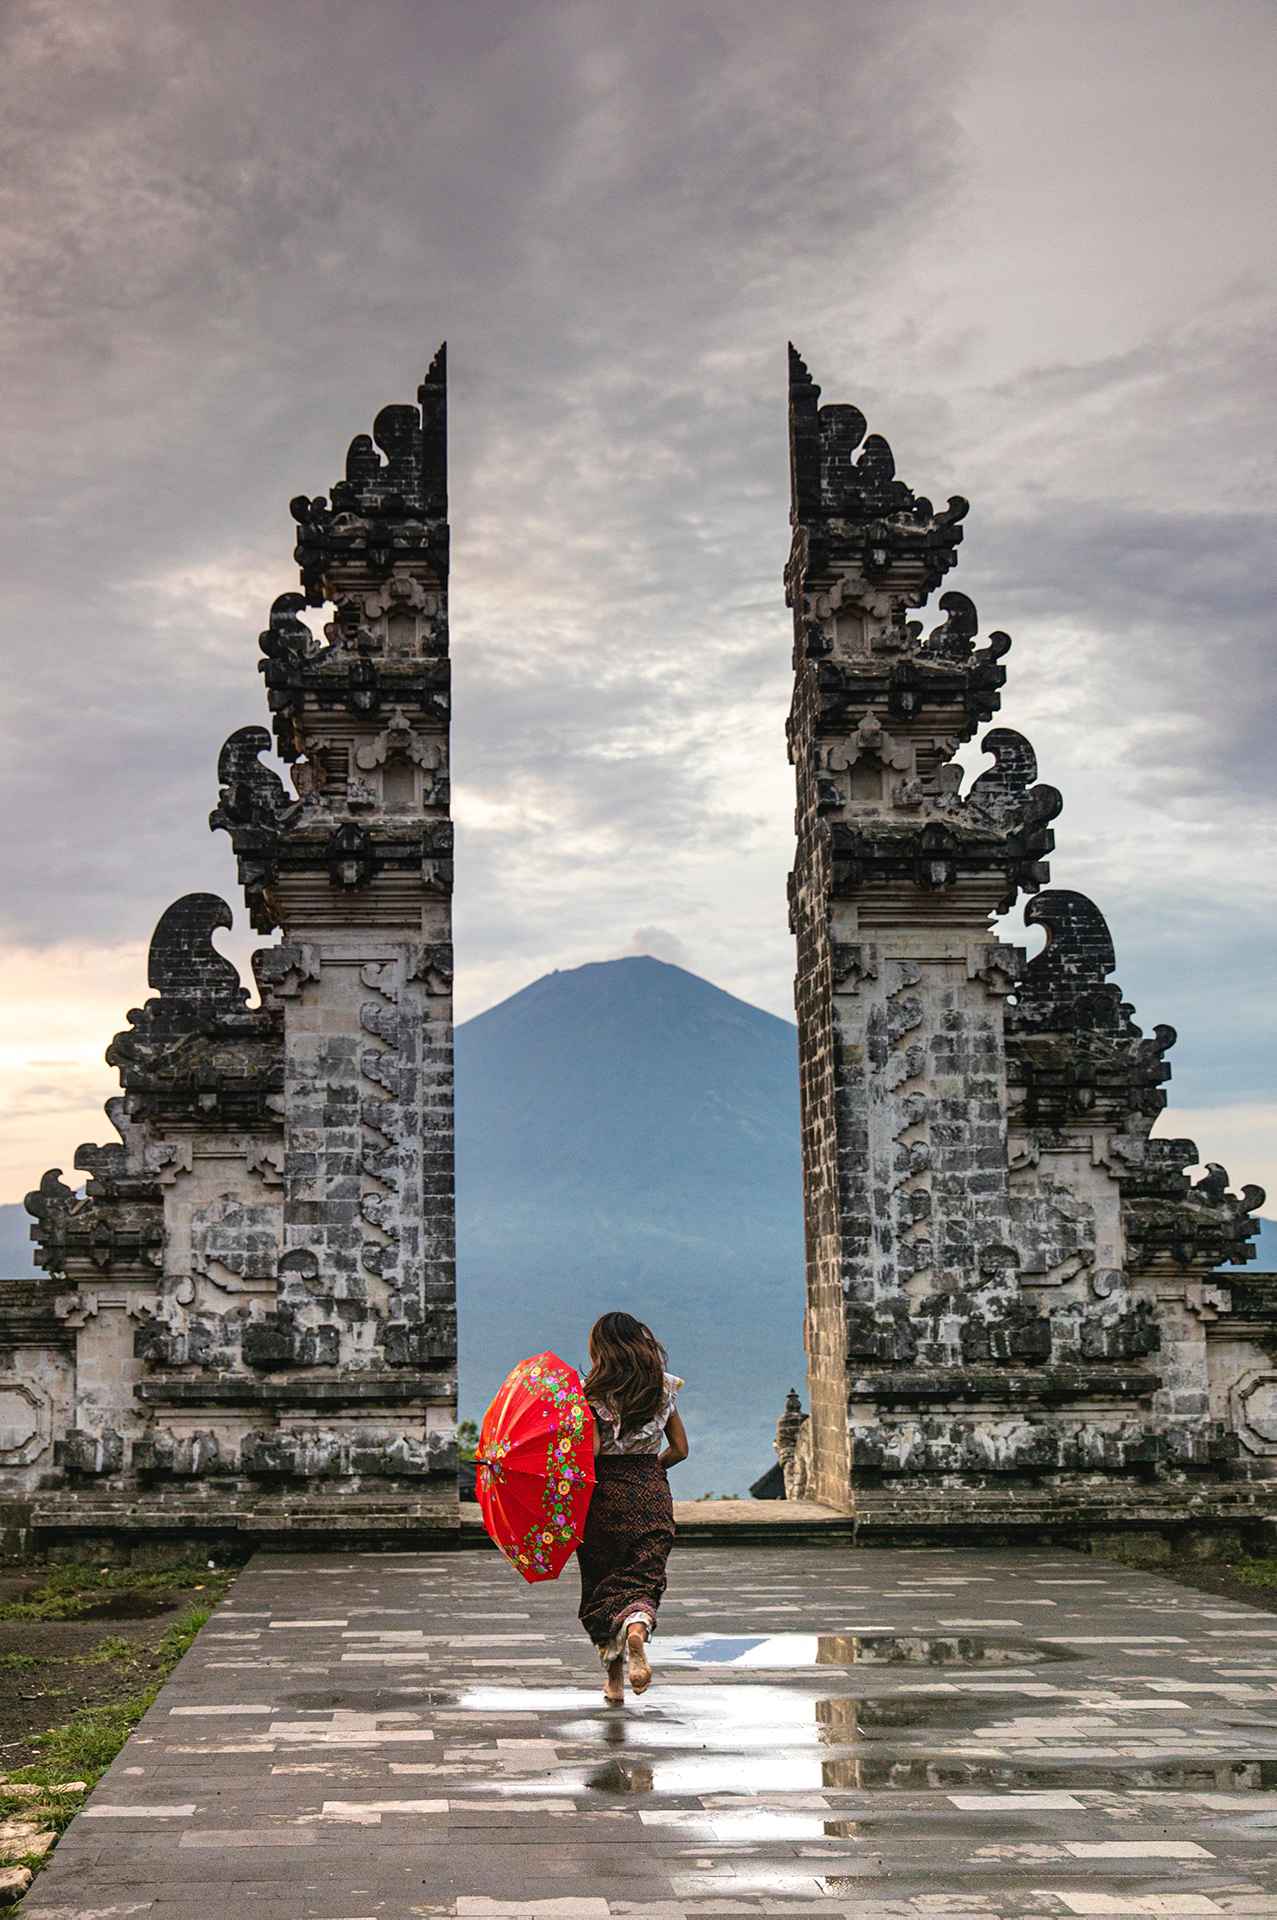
left=626, top=1621, right=652, bottom=1694
left=603, top=1653, right=625, bottom=1705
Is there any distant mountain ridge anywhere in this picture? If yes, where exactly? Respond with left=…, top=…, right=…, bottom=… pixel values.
left=1, top=955, right=1273, bottom=1498
left=453, top=957, right=806, bottom=1495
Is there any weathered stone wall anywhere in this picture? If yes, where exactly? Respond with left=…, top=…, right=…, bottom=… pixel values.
left=1, top=352, right=459, bottom=1549
left=782, top=345, right=1274, bottom=1537
left=788, top=663, right=851, bottom=1509
left=0, top=1280, right=74, bottom=1553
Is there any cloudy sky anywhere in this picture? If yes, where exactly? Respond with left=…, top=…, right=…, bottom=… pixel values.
left=0, top=0, right=1273, bottom=1210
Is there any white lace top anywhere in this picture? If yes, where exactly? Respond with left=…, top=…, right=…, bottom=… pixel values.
left=591, top=1371, right=684, bottom=1457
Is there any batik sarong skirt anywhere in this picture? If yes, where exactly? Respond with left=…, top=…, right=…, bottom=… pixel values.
left=577, top=1454, right=676, bottom=1659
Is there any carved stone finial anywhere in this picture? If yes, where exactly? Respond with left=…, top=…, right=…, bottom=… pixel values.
left=291, top=345, right=449, bottom=602
left=923, top=591, right=979, bottom=661
left=24, top=1167, right=76, bottom=1229
left=258, top=592, right=313, bottom=668
left=23, top=1169, right=79, bottom=1279
left=210, top=725, right=293, bottom=835
left=144, top=894, right=247, bottom=1014
left=971, top=728, right=1039, bottom=800
left=788, top=346, right=961, bottom=533
left=1012, top=889, right=1136, bottom=1036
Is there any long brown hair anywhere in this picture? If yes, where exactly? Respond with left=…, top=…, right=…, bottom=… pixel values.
left=584, top=1312, right=667, bottom=1436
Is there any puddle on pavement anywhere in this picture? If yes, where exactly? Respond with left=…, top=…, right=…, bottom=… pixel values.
left=459, top=1684, right=1277, bottom=1801
left=458, top=1680, right=1277, bottom=1801
left=586, top=1758, right=656, bottom=1793
left=816, top=1757, right=1277, bottom=1793
left=531, top=1749, right=1277, bottom=1799
left=658, top=1632, right=1071, bottom=1668
left=555, top=1695, right=981, bottom=1753
left=460, top=1687, right=628, bottom=1715
left=843, top=1697, right=981, bottom=1729
left=587, top=1803, right=867, bottom=1840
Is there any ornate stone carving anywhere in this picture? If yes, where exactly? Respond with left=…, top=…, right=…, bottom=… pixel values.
left=784, top=346, right=1274, bottom=1530
left=830, top=942, right=878, bottom=995
left=355, top=706, right=443, bottom=772
left=326, top=823, right=375, bottom=889
left=143, top=1141, right=193, bottom=1186
left=3, top=351, right=457, bottom=1543
left=968, top=943, right=1024, bottom=996
left=1231, top=1371, right=1277, bottom=1456
left=253, top=943, right=321, bottom=1003
left=0, top=1383, right=52, bottom=1466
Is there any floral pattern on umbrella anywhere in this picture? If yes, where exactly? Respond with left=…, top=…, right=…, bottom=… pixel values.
left=476, top=1352, right=596, bottom=1582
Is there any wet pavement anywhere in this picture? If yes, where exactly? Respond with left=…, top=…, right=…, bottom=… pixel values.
left=19, top=1543, right=1277, bottom=1918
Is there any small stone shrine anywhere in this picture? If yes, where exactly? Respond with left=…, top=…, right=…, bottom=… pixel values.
left=779, top=345, right=1276, bottom=1542
left=1, top=352, right=457, bottom=1551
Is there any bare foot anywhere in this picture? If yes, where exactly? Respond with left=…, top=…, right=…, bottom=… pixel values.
left=626, top=1623, right=652, bottom=1695
left=603, top=1654, right=625, bottom=1705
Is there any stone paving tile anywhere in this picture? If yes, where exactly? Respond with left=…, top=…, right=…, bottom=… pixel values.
left=17, top=1546, right=1277, bottom=1919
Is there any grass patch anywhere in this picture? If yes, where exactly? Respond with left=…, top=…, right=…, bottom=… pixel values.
left=0, top=1560, right=230, bottom=1622
left=1232, top=1555, right=1277, bottom=1589
left=0, top=1653, right=42, bottom=1673
left=154, top=1605, right=212, bottom=1666
left=75, top=1636, right=139, bottom=1669
left=0, top=1596, right=221, bottom=1878
left=9, top=1692, right=157, bottom=1792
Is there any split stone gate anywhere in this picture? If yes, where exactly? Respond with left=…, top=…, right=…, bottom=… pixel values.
left=0, top=347, right=1273, bottom=1555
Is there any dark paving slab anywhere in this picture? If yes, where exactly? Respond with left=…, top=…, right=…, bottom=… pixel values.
left=19, top=1544, right=1277, bottom=1918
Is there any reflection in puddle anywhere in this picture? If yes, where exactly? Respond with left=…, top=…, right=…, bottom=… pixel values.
left=457, top=1681, right=1277, bottom=1802
left=515, top=1748, right=1277, bottom=1800
left=460, top=1687, right=624, bottom=1715
left=586, top=1758, right=655, bottom=1793
left=462, top=1684, right=822, bottom=1733
left=659, top=1632, right=1069, bottom=1668
left=530, top=1753, right=829, bottom=1797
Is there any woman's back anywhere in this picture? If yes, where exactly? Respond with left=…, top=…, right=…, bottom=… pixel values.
left=593, top=1370, right=684, bottom=1457
left=577, top=1311, right=689, bottom=1704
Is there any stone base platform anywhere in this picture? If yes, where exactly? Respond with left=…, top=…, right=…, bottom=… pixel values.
left=846, top=1482, right=1277, bottom=1551
left=25, top=1492, right=462, bottom=1561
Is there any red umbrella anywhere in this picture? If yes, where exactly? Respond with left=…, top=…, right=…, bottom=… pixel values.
left=475, top=1352, right=597, bottom=1582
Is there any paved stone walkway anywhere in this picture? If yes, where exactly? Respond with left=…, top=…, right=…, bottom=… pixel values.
left=19, top=1544, right=1277, bottom=1918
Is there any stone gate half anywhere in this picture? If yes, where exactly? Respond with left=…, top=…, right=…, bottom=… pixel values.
left=781, top=345, right=1276, bottom=1542
left=1, top=352, right=457, bottom=1553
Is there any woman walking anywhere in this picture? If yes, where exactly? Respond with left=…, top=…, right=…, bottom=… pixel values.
left=578, top=1311, right=689, bottom=1705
